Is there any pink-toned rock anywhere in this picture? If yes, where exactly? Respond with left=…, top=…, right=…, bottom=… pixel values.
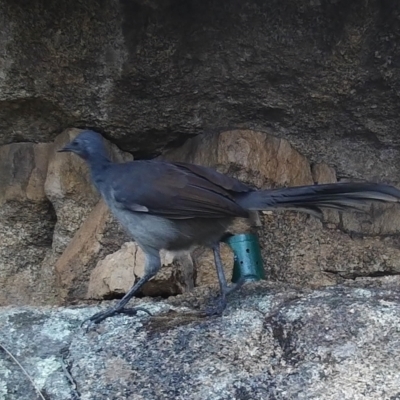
left=47, top=129, right=134, bottom=303
left=162, top=129, right=313, bottom=187
left=0, top=142, right=53, bottom=204
left=45, top=128, right=132, bottom=254
left=2, top=127, right=400, bottom=308
left=0, top=141, right=54, bottom=306
left=163, top=130, right=400, bottom=290
left=311, top=162, right=337, bottom=184
left=162, top=129, right=314, bottom=289
left=193, top=243, right=234, bottom=288
left=87, top=243, right=195, bottom=299
left=54, top=200, right=112, bottom=302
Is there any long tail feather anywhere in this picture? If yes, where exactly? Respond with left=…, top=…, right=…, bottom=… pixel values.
left=238, top=182, right=400, bottom=218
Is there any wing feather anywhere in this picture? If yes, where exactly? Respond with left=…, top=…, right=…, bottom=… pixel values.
left=109, top=161, right=249, bottom=219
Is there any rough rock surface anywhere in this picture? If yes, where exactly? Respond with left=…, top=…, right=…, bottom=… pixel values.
left=54, top=200, right=117, bottom=303
left=1, top=1, right=400, bottom=396
left=2, top=128, right=400, bottom=306
left=87, top=242, right=195, bottom=299
left=45, top=128, right=133, bottom=256
left=193, top=243, right=234, bottom=289
left=164, top=130, right=400, bottom=288
left=1, top=0, right=400, bottom=307
left=46, top=128, right=133, bottom=304
left=0, top=141, right=55, bottom=305
left=1, top=284, right=400, bottom=399
left=45, top=129, right=102, bottom=256
left=1, top=0, right=400, bottom=186
left=0, top=128, right=133, bottom=306
left=162, top=129, right=314, bottom=188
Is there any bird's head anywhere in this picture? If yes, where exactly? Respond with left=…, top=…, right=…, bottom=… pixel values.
left=58, top=130, right=108, bottom=161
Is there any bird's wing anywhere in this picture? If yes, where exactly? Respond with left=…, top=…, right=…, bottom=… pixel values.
left=109, top=161, right=250, bottom=219
left=171, top=162, right=251, bottom=193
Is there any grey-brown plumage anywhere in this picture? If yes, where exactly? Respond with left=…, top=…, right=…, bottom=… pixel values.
left=59, top=130, right=400, bottom=326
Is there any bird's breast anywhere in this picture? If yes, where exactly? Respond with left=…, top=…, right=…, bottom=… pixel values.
left=107, top=204, right=232, bottom=251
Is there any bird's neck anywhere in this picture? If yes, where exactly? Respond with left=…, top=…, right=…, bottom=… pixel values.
left=85, top=153, right=112, bottom=192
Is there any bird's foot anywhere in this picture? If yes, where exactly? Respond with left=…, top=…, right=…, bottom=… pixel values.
left=204, top=277, right=246, bottom=317
left=205, top=296, right=228, bottom=317
left=225, top=277, right=246, bottom=295
left=81, top=306, right=152, bottom=330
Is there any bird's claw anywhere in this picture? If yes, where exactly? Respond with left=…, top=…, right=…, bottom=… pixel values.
left=81, top=306, right=152, bottom=331
left=116, top=306, right=152, bottom=317
left=225, top=277, right=246, bottom=295
left=204, top=296, right=228, bottom=317
left=203, top=278, right=246, bottom=317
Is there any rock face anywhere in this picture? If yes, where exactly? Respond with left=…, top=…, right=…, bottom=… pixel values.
left=87, top=242, right=195, bottom=299
left=162, top=129, right=314, bottom=187
left=1, top=2, right=400, bottom=396
left=0, top=128, right=133, bottom=306
left=44, top=129, right=103, bottom=256
left=0, top=128, right=199, bottom=306
left=1, top=128, right=400, bottom=306
left=164, top=130, right=400, bottom=289
left=0, top=141, right=55, bottom=305
left=1, top=285, right=400, bottom=400
left=1, top=0, right=400, bottom=186
left=1, top=0, right=400, bottom=306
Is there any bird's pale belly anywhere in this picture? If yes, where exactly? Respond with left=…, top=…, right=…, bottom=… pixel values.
left=110, top=206, right=233, bottom=251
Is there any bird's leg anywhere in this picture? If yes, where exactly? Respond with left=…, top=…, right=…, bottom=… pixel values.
left=82, top=248, right=161, bottom=327
left=205, top=243, right=245, bottom=316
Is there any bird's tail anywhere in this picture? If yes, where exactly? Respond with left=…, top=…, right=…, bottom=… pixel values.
left=237, top=182, right=400, bottom=219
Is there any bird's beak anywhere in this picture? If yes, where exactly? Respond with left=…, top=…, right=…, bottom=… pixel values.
left=57, top=144, right=73, bottom=153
